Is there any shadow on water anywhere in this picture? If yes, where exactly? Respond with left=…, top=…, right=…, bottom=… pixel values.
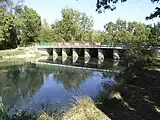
left=0, top=58, right=123, bottom=115
left=96, top=67, right=160, bottom=120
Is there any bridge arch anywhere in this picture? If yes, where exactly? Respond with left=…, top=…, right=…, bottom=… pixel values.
left=98, top=49, right=104, bottom=64
left=84, top=49, right=91, bottom=64
left=73, top=49, right=79, bottom=63
left=113, top=50, right=120, bottom=60
left=53, top=48, right=58, bottom=60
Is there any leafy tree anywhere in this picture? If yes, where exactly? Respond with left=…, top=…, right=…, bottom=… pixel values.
left=38, top=19, right=55, bottom=42
left=96, top=0, right=160, bottom=19
left=129, top=22, right=151, bottom=42
left=0, top=7, right=14, bottom=49
left=103, top=19, right=151, bottom=43
left=149, top=22, right=160, bottom=45
left=0, top=0, right=41, bottom=49
left=20, top=7, right=41, bottom=45
left=93, top=31, right=107, bottom=43
left=52, top=7, right=94, bottom=42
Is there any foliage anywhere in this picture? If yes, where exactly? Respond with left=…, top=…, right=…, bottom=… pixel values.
left=38, top=19, right=55, bottom=42
left=0, top=0, right=160, bottom=49
left=93, top=31, right=107, bottom=43
left=0, top=0, right=41, bottom=49
left=52, top=7, right=94, bottom=42
left=125, top=42, right=156, bottom=67
left=0, top=7, right=15, bottom=49
left=149, top=22, right=160, bottom=45
left=103, top=19, right=152, bottom=44
left=19, top=6, right=41, bottom=45
left=96, top=0, right=160, bottom=19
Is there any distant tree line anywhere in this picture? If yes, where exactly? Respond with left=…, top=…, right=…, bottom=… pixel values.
left=0, top=0, right=160, bottom=50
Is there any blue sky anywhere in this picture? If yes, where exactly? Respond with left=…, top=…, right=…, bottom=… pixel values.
left=25, top=0, right=159, bottom=30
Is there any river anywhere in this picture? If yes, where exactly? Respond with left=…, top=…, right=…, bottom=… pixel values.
left=0, top=57, right=125, bottom=115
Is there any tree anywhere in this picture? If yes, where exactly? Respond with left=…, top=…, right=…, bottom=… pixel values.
left=0, top=7, right=15, bottom=49
left=93, top=30, right=107, bottom=43
left=125, top=21, right=151, bottom=42
left=52, top=7, right=94, bottom=42
left=20, top=7, right=41, bottom=45
left=96, top=0, right=160, bottom=19
left=38, top=19, right=55, bottom=42
left=0, top=0, right=42, bottom=49
left=103, top=19, right=151, bottom=43
left=149, top=22, right=160, bottom=45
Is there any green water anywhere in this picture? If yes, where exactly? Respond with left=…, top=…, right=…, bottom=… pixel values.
left=0, top=59, right=124, bottom=114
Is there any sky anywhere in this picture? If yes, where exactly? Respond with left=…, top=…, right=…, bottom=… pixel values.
left=25, top=0, right=160, bottom=30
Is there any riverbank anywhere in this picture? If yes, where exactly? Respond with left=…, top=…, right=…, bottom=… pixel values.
left=0, top=96, right=110, bottom=120
left=0, top=47, right=48, bottom=60
left=0, top=59, right=25, bottom=67
left=97, top=66, right=160, bottom=120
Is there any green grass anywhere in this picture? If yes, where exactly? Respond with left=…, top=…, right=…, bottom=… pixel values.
left=0, top=47, right=45, bottom=59
left=0, top=49, right=25, bottom=59
left=0, top=59, right=25, bottom=67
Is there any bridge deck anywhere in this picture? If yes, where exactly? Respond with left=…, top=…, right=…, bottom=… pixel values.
left=35, top=45, right=160, bottom=50
left=36, top=45, right=125, bottom=49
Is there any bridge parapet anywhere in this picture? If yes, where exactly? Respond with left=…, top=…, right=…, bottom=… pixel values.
left=35, top=42, right=101, bottom=47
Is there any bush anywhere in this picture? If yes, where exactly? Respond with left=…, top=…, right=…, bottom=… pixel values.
left=124, top=42, right=156, bottom=68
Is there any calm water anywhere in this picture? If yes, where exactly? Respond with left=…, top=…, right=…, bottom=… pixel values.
left=0, top=58, right=124, bottom=114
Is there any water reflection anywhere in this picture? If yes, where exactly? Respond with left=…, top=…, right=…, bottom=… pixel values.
left=0, top=65, right=45, bottom=108
left=0, top=61, right=121, bottom=113
left=53, top=67, right=91, bottom=90
left=39, top=56, right=125, bottom=70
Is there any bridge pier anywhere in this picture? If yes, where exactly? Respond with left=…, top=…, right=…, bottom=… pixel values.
left=84, top=48, right=98, bottom=64
left=62, top=48, right=72, bottom=61
left=53, top=48, right=62, bottom=61
left=113, top=49, right=120, bottom=60
left=84, top=48, right=98, bottom=68
left=98, top=49, right=104, bottom=64
left=72, top=48, right=84, bottom=66
left=98, top=48, right=113, bottom=59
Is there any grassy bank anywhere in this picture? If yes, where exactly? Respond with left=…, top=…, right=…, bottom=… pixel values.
left=0, top=59, right=25, bottom=67
left=0, top=47, right=47, bottom=60
left=0, top=49, right=25, bottom=59
left=0, top=96, right=110, bottom=120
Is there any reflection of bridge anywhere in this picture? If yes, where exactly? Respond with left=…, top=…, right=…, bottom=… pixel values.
left=31, top=61, right=123, bottom=73
left=35, top=42, right=160, bottom=64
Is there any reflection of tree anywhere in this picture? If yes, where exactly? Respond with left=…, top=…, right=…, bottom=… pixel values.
left=101, top=71, right=117, bottom=79
left=0, top=64, right=45, bottom=107
left=96, top=71, right=120, bottom=103
left=53, top=67, right=92, bottom=90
